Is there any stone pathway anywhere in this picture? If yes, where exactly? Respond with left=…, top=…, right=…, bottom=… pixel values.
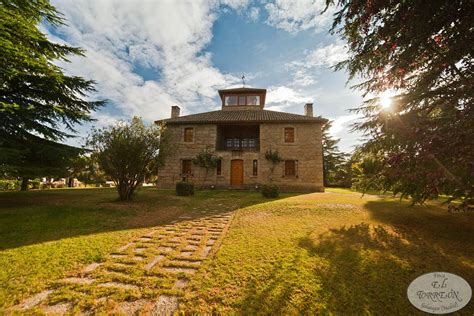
left=12, top=210, right=234, bottom=315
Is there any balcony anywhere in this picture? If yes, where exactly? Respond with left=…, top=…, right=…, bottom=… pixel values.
left=216, top=124, right=260, bottom=151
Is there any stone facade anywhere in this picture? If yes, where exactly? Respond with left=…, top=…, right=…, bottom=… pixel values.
left=156, top=87, right=326, bottom=192
left=157, top=122, right=324, bottom=192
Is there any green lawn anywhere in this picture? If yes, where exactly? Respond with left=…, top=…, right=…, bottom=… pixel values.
left=1, top=188, right=473, bottom=314
left=0, top=188, right=290, bottom=310
left=181, top=189, right=474, bottom=314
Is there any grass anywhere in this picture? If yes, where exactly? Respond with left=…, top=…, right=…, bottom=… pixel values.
left=0, top=187, right=292, bottom=310
left=181, top=188, right=474, bottom=314
left=1, top=187, right=473, bottom=314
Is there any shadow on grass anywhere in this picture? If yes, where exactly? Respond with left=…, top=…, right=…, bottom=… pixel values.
left=297, top=200, right=474, bottom=314
left=0, top=187, right=295, bottom=250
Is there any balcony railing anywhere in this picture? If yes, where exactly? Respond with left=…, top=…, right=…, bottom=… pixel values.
left=219, top=138, right=259, bottom=151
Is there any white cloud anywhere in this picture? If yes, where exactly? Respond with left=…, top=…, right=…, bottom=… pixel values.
left=286, top=42, right=348, bottom=88
left=305, top=43, right=349, bottom=67
left=47, top=0, right=242, bottom=122
left=265, top=86, right=312, bottom=111
left=265, top=0, right=335, bottom=34
left=328, top=114, right=361, bottom=136
left=248, top=7, right=260, bottom=21
left=292, top=69, right=317, bottom=86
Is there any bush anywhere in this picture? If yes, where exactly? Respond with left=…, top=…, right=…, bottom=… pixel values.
left=176, top=181, right=194, bottom=196
left=0, top=179, right=20, bottom=191
left=31, top=179, right=41, bottom=189
left=261, top=184, right=279, bottom=198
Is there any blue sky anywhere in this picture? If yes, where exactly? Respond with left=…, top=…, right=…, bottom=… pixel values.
left=45, top=0, right=364, bottom=152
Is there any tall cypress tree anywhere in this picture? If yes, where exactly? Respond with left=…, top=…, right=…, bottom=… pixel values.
left=0, top=0, right=104, bottom=189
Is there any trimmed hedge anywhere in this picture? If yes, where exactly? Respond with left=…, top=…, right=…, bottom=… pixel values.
left=261, top=183, right=279, bottom=198
left=176, top=181, right=194, bottom=196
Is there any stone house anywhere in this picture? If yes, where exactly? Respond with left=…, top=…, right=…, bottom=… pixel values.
left=156, top=87, right=327, bottom=191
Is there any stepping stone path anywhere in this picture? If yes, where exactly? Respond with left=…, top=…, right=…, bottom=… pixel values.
left=11, top=210, right=233, bottom=315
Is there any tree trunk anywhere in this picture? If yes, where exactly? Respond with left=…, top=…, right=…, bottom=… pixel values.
left=68, top=177, right=74, bottom=187
left=20, top=177, right=29, bottom=191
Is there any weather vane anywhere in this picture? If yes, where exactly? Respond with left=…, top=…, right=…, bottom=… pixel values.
left=241, top=74, right=245, bottom=87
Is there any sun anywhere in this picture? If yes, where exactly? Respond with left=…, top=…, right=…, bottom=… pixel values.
left=379, top=91, right=393, bottom=109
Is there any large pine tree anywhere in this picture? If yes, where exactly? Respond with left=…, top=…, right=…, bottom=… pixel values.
left=328, top=0, right=473, bottom=203
left=0, top=0, right=104, bottom=189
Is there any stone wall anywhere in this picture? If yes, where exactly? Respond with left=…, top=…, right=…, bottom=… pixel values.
left=157, top=122, right=324, bottom=192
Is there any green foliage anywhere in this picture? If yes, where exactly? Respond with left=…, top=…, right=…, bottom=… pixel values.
left=264, top=149, right=282, bottom=164
left=193, top=150, right=221, bottom=170
left=0, top=0, right=104, bottom=187
left=176, top=181, right=194, bottom=196
left=87, top=117, right=165, bottom=201
left=1, top=134, right=83, bottom=190
left=328, top=0, right=474, bottom=203
left=193, top=149, right=221, bottom=188
left=261, top=184, right=279, bottom=198
left=265, top=149, right=282, bottom=182
left=0, top=179, right=20, bottom=191
left=322, top=121, right=351, bottom=187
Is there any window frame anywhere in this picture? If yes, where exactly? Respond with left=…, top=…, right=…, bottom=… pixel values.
left=284, top=160, right=297, bottom=176
left=224, top=94, right=261, bottom=106
left=284, top=127, right=295, bottom=143
left=216, top=159, right=222, bottom=176
left=183, top=127, right=194, bottom=143
left=182, top=159, right=193, bottom=175
left=224, top=95, right=239, bottom=106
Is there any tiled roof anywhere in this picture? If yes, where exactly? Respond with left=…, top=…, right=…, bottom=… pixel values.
left=158, top=109, right=327, bottom=124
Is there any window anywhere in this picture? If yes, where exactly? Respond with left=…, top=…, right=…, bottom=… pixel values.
left=184, top=128, right=194, bottom=142
left=253, top=160, right=258, bottom=176
left=182, top=159, right=192, bottom=175
left=226, top=138, right=233, bottom=148
left=248, top=138, right=256, bottom=148
left=241, top=138, right=248, bottom=148
left=233, top=138, right=240, bottom=148
left=225, top=96, right=238, bottom=106
left=224, top=95, right=261, bottom=106
left=216, top=160, right=222, bottom=175
left=285, top=160, right=296, bottom=176
left=247, top=95, right=260, bottom=106
left=284, top=127, right=295, bottom=143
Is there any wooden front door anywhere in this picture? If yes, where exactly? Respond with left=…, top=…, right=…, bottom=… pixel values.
left=230, top=160, right=244, bottom=186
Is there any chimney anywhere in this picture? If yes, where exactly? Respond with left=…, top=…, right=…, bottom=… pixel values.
left=304, top=103, right=313, bottom=117
left=171, top=105, right=180, bottom=118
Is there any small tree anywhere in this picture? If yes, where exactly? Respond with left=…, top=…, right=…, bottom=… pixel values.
left=265, top=149, right=282, bottom=182
left=193, top=149, right=221, bottom=188
left=322, top=121, right=350, bottom=187
left=87, top=117, right=164, bottom=201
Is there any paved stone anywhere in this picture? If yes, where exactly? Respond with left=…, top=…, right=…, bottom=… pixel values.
left=201, top=246, right=212, bottom=259
left=134, top=247, right=146, bottom=254
left=118, top=242, right=135, bottom=252
left=17, top=290, right=52, bottom=310
left=157, top=246, right=175, bottom=252
left=62, top=277, right=95, bottom=285
left=17, top=209, right=234, bottom=315
left=81, top=262, right=102, bottom=275
left=98, top=282, right=139, bottom=291
left=162, top=266, right=197, bottom=274
left=42, top=302, right=72, bottom=314
left=145, top=255, right=165, bottom=271
left=174, top=278, right=190, bottom=289
left=151, top=295, right=179, bottom=316
left=116, top=299, right=148, bottom=314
